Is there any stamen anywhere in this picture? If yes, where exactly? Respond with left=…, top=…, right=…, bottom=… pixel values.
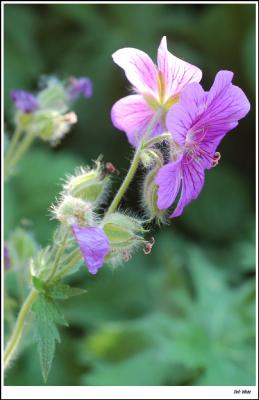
left=212, top=152, right=221, bottom=167
left=184, top=141, right=221, bottom=168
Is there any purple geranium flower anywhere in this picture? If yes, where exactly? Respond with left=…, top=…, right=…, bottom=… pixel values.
left=111, top=36, right=202, bottom=147
left=155, top=70, right=250, bottom=218
left=68, top=77, right=93, bottom=99
left=10, top=89, right=38, bottom=113
left=72, top=225, right=110, bottom=275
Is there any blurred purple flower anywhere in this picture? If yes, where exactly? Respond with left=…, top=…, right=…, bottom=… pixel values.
left=72, top=225, right=110, bottom=275
left=4, top=245, right=11, bottom=270
left=68, top=77, right=93, bottom=100
left=155, top=70, right=250, bottom=218
left=111, top=36, right=202, bottom=146
left=10, top=89, right=38, bottom=113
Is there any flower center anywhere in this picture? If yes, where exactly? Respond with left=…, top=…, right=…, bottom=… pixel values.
left=184, top=130, right=221, bottom=168
left=143, top=70, right=179, bottom=113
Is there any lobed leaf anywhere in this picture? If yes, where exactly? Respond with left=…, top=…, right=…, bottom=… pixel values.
left=31, top=294, right=68, bottom=382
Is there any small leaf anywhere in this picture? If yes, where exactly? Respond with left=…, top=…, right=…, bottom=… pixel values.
left=31, top=294, right=68, bottom=382
left=32, top=276, right=46, bottom=293
left=48, top=282, right=87, bottom=300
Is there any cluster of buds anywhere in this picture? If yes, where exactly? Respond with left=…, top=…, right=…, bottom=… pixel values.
left=51, top=158, right=149, bottom=274
left=11, top=75, right=92, bottom=146
left=52, top=160, right=109, bottom=227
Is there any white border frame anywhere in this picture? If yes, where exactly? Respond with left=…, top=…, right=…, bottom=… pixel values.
left=1, top=1, right=258, bottom=399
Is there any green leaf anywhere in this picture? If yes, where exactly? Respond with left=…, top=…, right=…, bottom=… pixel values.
left=48, top=282, right=87, bottom=300
left=81, top=350, right=174, bottom=386
left=32, top=276, right=46, bottom=293
left=31, top=294, right=68, bottom=382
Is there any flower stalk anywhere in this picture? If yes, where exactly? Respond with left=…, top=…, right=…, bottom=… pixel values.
left=4, top=131, right=35, bottom=180
left=4, top=289, right=38, bottom=369
left=106, top=108, right=164, bottom=216
left=4, top=108, right=163, bottom=369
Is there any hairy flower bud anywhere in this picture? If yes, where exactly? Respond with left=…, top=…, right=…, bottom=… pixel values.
left=38, top=78, right=69, bottom=113
left=142, top=167, right=167, bottom=224
left=101, top=212, right=145, bottom=265
left=140, top=148, right=164, bottom=169
left=64, top=163, right=110, bottom=204
left=29, top=110, right=77, bottom=145
left=52, top=195, right=95, bottom=226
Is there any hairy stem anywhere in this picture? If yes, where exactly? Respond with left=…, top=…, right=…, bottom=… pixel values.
left=4, top=246, right=82, bottom=369
left=106, top=108, right=163, bottom=216
left=53, top=250, right=82, bottom=281
left=106, top=145, right=142, bottom=215
left=144, top=132, right=171, bottom=148
left=4, top=289, right=38, bottom=369
left=46, top=228, right=69, bottom=282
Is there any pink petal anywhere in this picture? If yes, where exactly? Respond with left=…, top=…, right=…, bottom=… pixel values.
left=111, top=94, right=156, bottom=147
left=157, top=36, right=202, bottom=98
left=171, top=158, right=205, bottom=218
left=112, top=47, right=157, bottom=93
left=72, top=225, right=110, bottom=275
left=155, top=159, right=182, bottom=210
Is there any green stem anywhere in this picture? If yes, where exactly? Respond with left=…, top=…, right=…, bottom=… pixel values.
left=106, top=145, right=142, bottom=215
left=144, top=132, right=171, bottom=148
left=106, top=108, right=163, bottom=216
left=4, top=245, right=80, bottom=369
left=47, top=228, right=69, bottom=282
left=4, top=289, right=38, bottom=369
left=53, top=250, right=82, bottom=281
left=5, top=132, right=34, bottom=180
left=4, top=127, right=23, bottom=167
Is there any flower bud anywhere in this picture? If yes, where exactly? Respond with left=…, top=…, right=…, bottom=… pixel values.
left=52, top=194, right=95, bottom=226
left=140, top=148, right=164, bottom=169
left=64, top=163, right=110, bottom=204
left=68, top=77, right=93, bottom=100
left=29, top=109, right=77, bottom=145
left=142, top=168, right=167, bottom=224
left=101, top=212, right=145, bottom=265
left=38, top=79, right=69, bottom=113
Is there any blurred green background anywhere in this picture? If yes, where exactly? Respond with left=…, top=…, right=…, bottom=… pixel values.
left=4, top=3, right=256, bottom=386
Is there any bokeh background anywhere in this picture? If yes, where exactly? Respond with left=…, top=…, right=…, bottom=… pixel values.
left=4, top=3, right=256, bottom=386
